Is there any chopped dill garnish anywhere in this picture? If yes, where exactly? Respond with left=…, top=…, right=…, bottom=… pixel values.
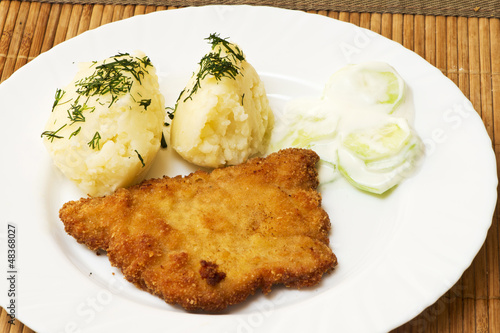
left=138, top=55, right=153, bottom=68
left=52, top=88, right=72, bottom=111
left=138, top=99, right=151, bottom=110
left=206, top=33, right=245, bottom=62
left=69, top=126, right=81, bottom=139
left=44, top=53, right=157, bottom=146
left=41, top=124, right=67, bottom=142
left=52, top=88, right=66, bottom=111
left=160, top=133, right=168, bottom=148
left=135, top=149, right=145, bottom=167
left=163, top=106, right=175, bottom=126
left=172, top=89, right=184, bottom=113
left=67, top=96, right=95, bottom=124
left=88, top=131, right=101, bottom=150
left=241, top=93, right=245, bottom=105
left=75, top=53, right=152, bottom=107
left=76, top=64, right=133, bottom=99
left=182, top=33, right=245, bottom=102
left=109, top=95, right=119, bottom=107
left=167, top=108, right=175, bottom=119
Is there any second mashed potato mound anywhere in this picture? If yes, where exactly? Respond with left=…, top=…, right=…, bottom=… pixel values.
left=170, top=34, right=274, bottom=168
left=42, top=52, right=165, bottom=196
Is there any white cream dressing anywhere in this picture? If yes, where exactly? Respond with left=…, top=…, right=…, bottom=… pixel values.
left=269, top=62, right=424, bottom=194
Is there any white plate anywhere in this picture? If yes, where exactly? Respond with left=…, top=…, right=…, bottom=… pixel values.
left=0, top=5, right=497, bottom=333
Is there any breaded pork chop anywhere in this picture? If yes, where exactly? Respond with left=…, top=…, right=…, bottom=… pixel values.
left=59, top=148, right=337, bottom=311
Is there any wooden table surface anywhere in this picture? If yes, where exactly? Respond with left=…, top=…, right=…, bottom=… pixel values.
left=0, top=1, right=498, bottom=332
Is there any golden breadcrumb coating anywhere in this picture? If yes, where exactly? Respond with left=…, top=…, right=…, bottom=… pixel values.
left=59, top=148, right=337, bottom=311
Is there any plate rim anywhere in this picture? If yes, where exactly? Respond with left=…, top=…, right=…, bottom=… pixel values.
left=0, top=5, right=497, bottom=333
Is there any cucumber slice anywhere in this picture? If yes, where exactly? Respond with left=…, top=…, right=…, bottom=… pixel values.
left=323, top=62, right=405, bottom=114
left=270, top=100, right=339, bottom=151
left=308, top=142, right=340, bottom=184
left=269, top=62, right=423, bottom=195
left=338, top=120, right=424, bottom=194
left=341, top=118, right=411, bottom=162
left=317, top=159, right=339, bottom=185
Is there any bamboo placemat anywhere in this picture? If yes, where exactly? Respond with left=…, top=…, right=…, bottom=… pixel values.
left=24, top=0, right=500, bottom=18
left=0, top=1, right=499, bottom=332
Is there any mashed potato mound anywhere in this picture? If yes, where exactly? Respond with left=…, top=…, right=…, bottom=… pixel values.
left=170, top=34, right=274, bottom=168
left=42, top=52, right=165, bottom=196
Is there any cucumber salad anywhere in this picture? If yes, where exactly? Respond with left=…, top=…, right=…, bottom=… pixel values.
left=270, top=62, right=424, bottom=195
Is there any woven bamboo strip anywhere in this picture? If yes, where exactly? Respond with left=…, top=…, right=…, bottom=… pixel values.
left=450, top=286, right=464, bottom=332
left=76, top=4, right=93, bottom=34
left=403, top=14, right=413, bottom=51
left=457, top=17, right=469, bottom=99
left=327, top=11, right=338, bottom=21
left=0, top=1, right=30, bottom=82
left=425, top=299, right=439, bottom=332
left=381, top=13, right=392, bottom=39
left=0, top=308, right=12, bottom=332
left=0, top=1, right=12, bottom=44
left=316, top=10, right=326, bottom=18
left=477, top=18, right=498, bottom=333
left=488, top=295, right=500, bottom=333
left=111, top=4, right=124, bottom=21
left=425, top=303, right=439, bottom=333
left=28, top=2, right=50, bottom=61
left=359, top=12, right=370, bottom=29
left=0, top=1, right=10, bottom=65
left=9, top=319, right=23, bottom=332
left=436, top=290, right=451, bottom=331
left=446, top=16, right=458, bottom=84
left=145, top=5, right=156, bottom=14
left=349, top=12, right=360, bottom=26
left=89, top=4, right=104, bottom=30
left=338, top=11, right=349, bottom=22
left=480, top=18, right=494, bottom=136
left=462, top=17, right=487, bottom=332
left=414, top=14, right=425, bottom=58
left=100, top=4, right=115, bottom=25
left=65, top=4, right=82, bottom=40
left=468, top=17, right=481, bottom=112
left=488, top=208, right=500, bottom=299
left=474, top=20, right=492, bottom=333
left=0, top=1, right=21, bottom=79
left=13, top=2, right=41, bottom=72
left=475, top=252, right=490, bottom=330
left=437, top=294, right=450, bottom=332
left=454, top=29, right=475, bottom=331
left=425, top=15, right=436, bottom=65
left=52, top=4, right=72, bottom=46
left=134, top=4, right=146, bottom=15
left=435, top=16, right=447, bottom=74
left=122, top=4, right=135, bottom=19
left=478, top=299, right=490, bottom=333
left=392, top=13, right=403, bottom=44
left=40, top=4, right=60, bottom=53
left=491, top=299, right=500, bottom=333
left=370, top=12, right=381, bottom=34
